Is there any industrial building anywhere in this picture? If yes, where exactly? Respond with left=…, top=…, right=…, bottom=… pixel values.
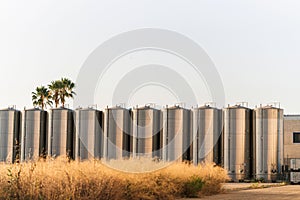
left=0, top=103, right=299, bottom=182
left=283, top=115, right=300, bottom=163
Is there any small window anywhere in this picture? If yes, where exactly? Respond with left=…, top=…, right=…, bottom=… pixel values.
left=293, top=132, right=300, bottom=143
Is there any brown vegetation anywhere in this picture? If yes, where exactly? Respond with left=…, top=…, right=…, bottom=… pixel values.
left=0, top=158, right=228, bottom=200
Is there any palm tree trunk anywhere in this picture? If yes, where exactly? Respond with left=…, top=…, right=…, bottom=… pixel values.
left=41, top=96, right=44, bottom=110
left=62, top=95, right=65, bottom=108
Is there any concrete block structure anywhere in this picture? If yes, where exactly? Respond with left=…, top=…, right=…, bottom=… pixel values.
left=283, top=115, right=300, bottom=160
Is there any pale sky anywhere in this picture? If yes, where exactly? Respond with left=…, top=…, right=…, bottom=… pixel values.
left=1, top=0, right=300, bottom=113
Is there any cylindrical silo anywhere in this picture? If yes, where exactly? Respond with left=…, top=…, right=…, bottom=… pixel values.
left=21, top=108, right=48, bottom=162
left=103, top=106, right=131, bottom=160
left=48, top=108, right=74, bottom=159
left=162, top=105, right=192, bottom=162
left=192, top=105, right=222, bottom=165
left=75, top=107, right=103, bottom=161
left=223, top=105, right=253, bottom=181
left=254, top=105, right=283, bottom=182
left=0, top=107, right=21, bottom=163
left=132, top=105, right=162, bottom=159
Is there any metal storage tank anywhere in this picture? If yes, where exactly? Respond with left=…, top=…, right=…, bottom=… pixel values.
left=132, top=105, right=162, bottom=159
left=48, top=108, right=74, bottom=159
left=162, top=105, right=192, bottom=162
left=75, top=107, right=103, bottom=161
left=103, top=106, right=131, bottom=160
left=192, top=104, right=222, bottom=165
left=0, top=107, right=21, bottom=163
left=223, top=104, right=253, bottom=181
left=21, top=108, right=48, bottom=161
left=254, top=105, right=283, bottom=182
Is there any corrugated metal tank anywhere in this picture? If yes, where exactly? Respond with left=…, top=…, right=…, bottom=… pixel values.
left=132, top=105, right=162, bottom=159
left=223, top=105, right=253, bottom=181
left=48, top=108, right=74, bottom=159
left=103, top=106, right=131, bottom=160
left=0, top=107, right=21, bottom=163
left=21, top=108, right=48, bottom=161
left=254, top=105, right=283, bottom=182
left=162, top=105, right=192, bottom=162
left=192, top=105, right=222, bottom=165
left=75, top=108, right=103, bottom=161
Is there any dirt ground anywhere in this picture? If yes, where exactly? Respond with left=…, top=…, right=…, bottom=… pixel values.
left=200, top=184, right=300, bottom=200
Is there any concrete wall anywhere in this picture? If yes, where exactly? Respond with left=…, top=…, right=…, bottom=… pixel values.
left=284, top=115, right=300, bottom=159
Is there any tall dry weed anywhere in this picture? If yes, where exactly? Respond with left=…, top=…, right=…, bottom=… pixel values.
left=0, top=158, right=228, bottom=199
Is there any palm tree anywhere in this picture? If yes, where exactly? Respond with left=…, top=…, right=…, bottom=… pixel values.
left=60, top=78, right=76, bottom=108
left=48, top=80, right=63, bottom=108
left=32, top=86, right=53, bottom=110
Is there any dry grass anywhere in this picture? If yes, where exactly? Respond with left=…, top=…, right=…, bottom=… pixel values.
left=0, top=158, right=228, bottom=200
